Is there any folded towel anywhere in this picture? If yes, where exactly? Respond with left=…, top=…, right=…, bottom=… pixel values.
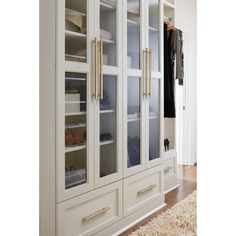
left=100, top=29, right=112, bottom=40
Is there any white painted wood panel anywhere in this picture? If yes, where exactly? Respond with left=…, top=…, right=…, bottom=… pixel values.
left=57, top=181, right=122, bottom=236
left=123, top=166, right=163, bottom=216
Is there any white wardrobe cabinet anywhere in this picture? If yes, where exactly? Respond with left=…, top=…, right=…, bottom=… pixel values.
left=56, top=0, right=123, bottom=202
left=40, top=0, right=179, bottom=235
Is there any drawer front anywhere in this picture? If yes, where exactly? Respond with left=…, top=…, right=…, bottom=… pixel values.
left=57, top=181, right=122, bottom=236
left=124, top=166, right=163, bottom=216
left=164, top=157, right=176, bottom=179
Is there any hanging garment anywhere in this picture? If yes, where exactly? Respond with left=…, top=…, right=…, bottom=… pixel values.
left=164, top=23, right=176, bottom=118
left=176, top=29, right=184, bottom=85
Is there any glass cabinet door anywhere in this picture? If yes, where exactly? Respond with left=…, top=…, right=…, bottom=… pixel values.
left=127, top=0, right=141, bottom=69
left=100, top=0, right=117, bottom=66
left=148, top=78, right=161, bottom=161
left=65, top=0, right=88, bottom=63
left=127, top=76, right=141, bottom=168
left=64, top=72, right=88, bottom=190
left=98, top=75, right=118, bottom=183
left=148, top=0, right=160, bottom=72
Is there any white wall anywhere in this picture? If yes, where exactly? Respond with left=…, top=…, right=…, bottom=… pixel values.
left=175, top=0, right=197, bottom=165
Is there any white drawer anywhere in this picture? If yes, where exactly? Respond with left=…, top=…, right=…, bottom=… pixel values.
left=123, top=166, right=163, bottom=216
left=57, top=181, right=122, bottom=236
left=164, top=157, right=176, bottom=179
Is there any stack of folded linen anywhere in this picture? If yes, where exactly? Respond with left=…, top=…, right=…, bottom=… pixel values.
left=100, top=29, right=113, bottom=40
left=127, top=105, right=140, bottom=119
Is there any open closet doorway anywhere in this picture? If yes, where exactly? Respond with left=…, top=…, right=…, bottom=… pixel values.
left=176, top=32, right=197, bottom=166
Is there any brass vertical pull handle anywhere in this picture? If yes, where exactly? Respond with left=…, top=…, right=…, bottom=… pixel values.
left=143, top=49, right=147, bottom=97
left=149, top=48, right=152, bottom=97
left=99, top=39, right=103, bottom=99
left=92, top=38, right=98, bottom=99
left=145, top=48, right=149, bottom=97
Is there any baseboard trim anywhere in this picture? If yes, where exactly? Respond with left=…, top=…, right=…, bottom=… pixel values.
left=113, top=203, right=167, bottom=236
left=164, top=184, right=180, bottom=194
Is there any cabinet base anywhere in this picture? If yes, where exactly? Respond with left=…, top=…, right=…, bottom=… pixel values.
left=164, top=177, right=180, bottom=194
left=95, top=195, right=165, bottom=236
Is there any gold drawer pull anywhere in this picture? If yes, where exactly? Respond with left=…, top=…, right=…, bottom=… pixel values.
left=137, top=184, right=157, bottom=195
left=164, top=166, right=173, bottom=173
left=82, top=207, right=111, bottom=222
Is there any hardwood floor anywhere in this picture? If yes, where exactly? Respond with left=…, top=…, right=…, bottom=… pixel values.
left=119, top=165, right=197, bottom=236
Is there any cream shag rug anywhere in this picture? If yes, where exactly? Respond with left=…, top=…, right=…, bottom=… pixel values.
left=129, top=191, right=197, bottom=236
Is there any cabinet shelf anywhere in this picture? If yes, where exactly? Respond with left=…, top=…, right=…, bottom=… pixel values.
left=65, top=101, right=86, bottom=104
left=127, top=116, right=158, bottom=122
left=65, top=179, right=86, bottom=189
left=127, top=19, right=139, bottom=26
left=149, top=116, right=158, bottom=120
left=100, top=2, right=116, bottom=13
left=65, top=30, right=86, bottom=39
left=65, top=77, right=86, bottom=81
left=65, top=8, right=86, bottom=17
left=65, top=111, right=86, bottom=116
left=100, top=109, right=115, bottom=114
left=65, top=54, right=86, bottom=61
left=102, top=38, right=115, bottom=44
left=127, top=117, right=140, bottom=122
left=65, top=145, right=86, bottom=153
left=149, top=26, right=158, bottom=32
left=100, top=140, right=115, bottom=146
left=164, top=0, right=175, bottom=9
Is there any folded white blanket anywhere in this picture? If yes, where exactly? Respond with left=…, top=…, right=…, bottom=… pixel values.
left=100, top=29, right=112, bottom=40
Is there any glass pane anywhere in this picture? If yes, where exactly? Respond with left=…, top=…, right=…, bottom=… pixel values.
left=149, top=0, right=160, bottom=72
left=65, top=72, right=87, bottom=189
left=127, top=0, right=141, bottom=69
left=149, top=78, right=160, bottom=160
left=100, top=0, right=117, bottom=66
left=127, top=77, right=141, bottom=167
left=65, top=0, right=87, bottom=63
left=100, top=75, right=117, bottom=177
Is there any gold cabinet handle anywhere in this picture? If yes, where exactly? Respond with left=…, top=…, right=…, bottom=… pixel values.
left=148, top=48, right=152, bottom=97
left=145, top=48, right=149, bottom=97
left=164, top=166, right=173, bottom=173
left=137, top=184, right=157, bottom=195
left=82, top=207, right=110, bottom=222
left=92, top=38, right=99, bottom=99
left=143, top=49, right=147, bottom=97
left=99, top=39, right=103, bottom=99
